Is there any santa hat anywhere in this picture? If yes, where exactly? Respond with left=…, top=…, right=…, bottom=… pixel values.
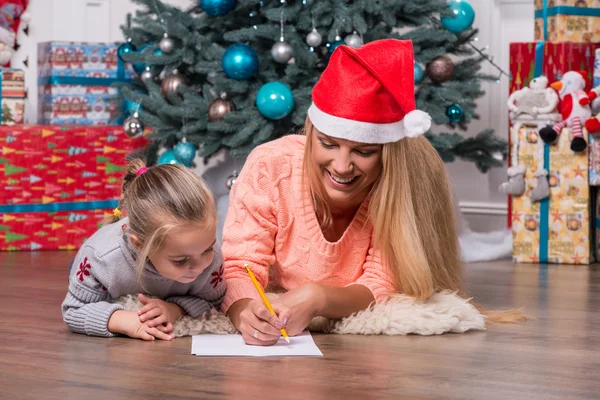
left=308, top=39, right=431, bottom=144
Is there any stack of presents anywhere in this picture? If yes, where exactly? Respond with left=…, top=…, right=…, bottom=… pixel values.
left=507, top=0, right=600, bottom=264
left=0, top=42, right=147, bottom=251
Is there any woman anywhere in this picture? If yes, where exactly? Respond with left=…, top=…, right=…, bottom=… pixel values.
left=221, top=39, right=518, bottom=346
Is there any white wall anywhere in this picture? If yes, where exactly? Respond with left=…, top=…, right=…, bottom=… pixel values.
left=13, top=0, right=533, bottom=231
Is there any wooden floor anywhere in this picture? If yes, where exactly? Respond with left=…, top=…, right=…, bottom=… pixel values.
left=1, top=252, right=600, bottom=400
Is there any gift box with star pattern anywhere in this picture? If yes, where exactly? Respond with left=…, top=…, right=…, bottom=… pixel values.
left=535, top=0, right=600, bottom=43
left=511, top=125, right=593, bottom=264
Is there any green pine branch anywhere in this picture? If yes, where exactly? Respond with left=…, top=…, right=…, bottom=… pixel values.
left=118, top=0, right=507, bottom=173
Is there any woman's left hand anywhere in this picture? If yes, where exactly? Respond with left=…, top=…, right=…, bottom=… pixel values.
left=271, top=284, right=324, bottom=337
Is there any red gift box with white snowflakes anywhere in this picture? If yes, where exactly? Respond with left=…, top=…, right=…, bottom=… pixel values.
left=0, top=125, right=147, bottom=251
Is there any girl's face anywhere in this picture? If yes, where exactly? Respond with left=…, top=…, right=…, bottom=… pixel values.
left=311, top=127, right=382, bottom=208
left=135, top=224, right=216, bottom=284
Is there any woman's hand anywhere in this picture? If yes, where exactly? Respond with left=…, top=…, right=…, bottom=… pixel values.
left=227, top=298, right=292, bottom=346
left=137, top=294, right=184, bottom=328
left=270, top=284, right=324, bottom=337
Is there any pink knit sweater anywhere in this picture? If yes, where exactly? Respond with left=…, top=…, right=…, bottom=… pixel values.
left=220, top=135, right=397, bottom=313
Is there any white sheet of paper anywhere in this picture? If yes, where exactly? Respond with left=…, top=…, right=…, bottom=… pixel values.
left=191, top=330, right=323, bottom=357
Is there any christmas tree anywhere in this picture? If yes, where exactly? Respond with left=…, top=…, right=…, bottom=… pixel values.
left=119, top=0, right=507, bottom=172
left=1, top=103, right=14, bottom=124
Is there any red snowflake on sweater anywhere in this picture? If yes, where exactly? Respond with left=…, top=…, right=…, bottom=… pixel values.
left=76, top=257, right=91, bottom=282
left=210, top=265, right=224, bottom=288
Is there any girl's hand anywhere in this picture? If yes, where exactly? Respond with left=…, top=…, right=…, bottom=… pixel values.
left=109, top=310, right=173, bottom=341
left=227, top=298, right=291, bottom=346
left=271, top=284, right=324, bottom=337
left=132, top=319, right=174, bottom=341
left=137, top=294, right=184, bottom=327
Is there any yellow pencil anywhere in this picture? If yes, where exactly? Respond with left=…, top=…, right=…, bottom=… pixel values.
left=244, top=264, right=291, bottom=344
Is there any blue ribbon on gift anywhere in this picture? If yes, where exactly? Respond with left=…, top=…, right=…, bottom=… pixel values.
left=533, top=41, right=550, bottom=263
left=0, top=200, right=118, bottom=214
left=37, top=76, right=130, bottom=87
left=536, top=1, right=600, bottom=40
left=38, top=50, right=128, bottom=86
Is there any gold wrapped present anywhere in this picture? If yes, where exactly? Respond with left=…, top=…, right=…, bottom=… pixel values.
left=534, top=0, right=600, bottom=42
left=512, top=125, right=592, bottom=264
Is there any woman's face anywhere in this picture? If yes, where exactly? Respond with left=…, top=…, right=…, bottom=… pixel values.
left=310, top=127, right=382, bottom=208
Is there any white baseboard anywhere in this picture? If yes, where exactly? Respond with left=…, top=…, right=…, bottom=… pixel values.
left=459, top=201, right=508, bottom=216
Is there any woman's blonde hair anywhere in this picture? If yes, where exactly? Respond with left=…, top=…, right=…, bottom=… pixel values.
left=106, top=158, right=216, bottom=277
left=302, top=118, right=526, bottom=324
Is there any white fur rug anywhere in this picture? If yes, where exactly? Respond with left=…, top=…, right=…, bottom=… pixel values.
left=115, top=290, right=485, bottom=337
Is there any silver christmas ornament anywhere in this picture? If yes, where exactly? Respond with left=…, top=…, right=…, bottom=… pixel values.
left=226, top=170, right=239, bottom=191
left=123, top=113, right=144, bottom=138
left=140, top=67, right=154, bottom=82
left=344, top=32, right=363, bottom=48
left=306, top=28, right=322, bottom=47
left=159, top=34, right=175, bottom=53
left=271, top=39, right=293, bottom=64
left=161, top=72, right=188, bottom=103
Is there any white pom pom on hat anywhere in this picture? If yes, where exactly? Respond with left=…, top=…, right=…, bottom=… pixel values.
left=308, top=39, right=431, bottom=144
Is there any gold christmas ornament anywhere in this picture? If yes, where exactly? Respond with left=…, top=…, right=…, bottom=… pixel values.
left=161, top=72, right=188, bottom=103
left=208, top=93, right=236, bottom=122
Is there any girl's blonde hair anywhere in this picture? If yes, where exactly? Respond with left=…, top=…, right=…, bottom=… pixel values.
left=107, top=158, right=216, bottom=276
left=302, top=118, right=526, bottom=324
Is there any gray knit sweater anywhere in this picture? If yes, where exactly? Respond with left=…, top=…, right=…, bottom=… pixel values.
left=61, top=218, right=226, bottom=337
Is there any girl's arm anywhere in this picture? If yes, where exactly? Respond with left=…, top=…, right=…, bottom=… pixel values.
left=62, top=247, right=126, bottom=337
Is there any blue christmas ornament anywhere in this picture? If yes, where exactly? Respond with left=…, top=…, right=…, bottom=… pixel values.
left=154, top=48, right=164, bottom=57
left=118, top=42, right=136, bottom=62
left=446, top=104, right=464, bottom=123
left=132, top=43, right=151, bottom=75
left=414, top=63, right=425, bottom=84
left=173, top=141, right=196, bottom=167
left=441, top=0, right=475, bottom=34
left=329, top=40, right=345, bottom=55
left=256, top=82, right=294, bottom=120
left=201, top=0, right=236, bottom=17
left=122, top=98, right=138, bottom=116
left=158, top=149, right=182, bottom=165
left=222, top=44, right=258, bottom=80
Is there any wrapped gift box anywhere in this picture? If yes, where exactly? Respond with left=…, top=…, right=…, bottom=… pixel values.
left=512, top=126, right=592, bottom=264
left=509, top=42, right=600, bottom=95
left=1, top=69, right=25, bottom=126
left=535, top=0, right=600, bottom=42
left=37, top=42, right=134, bottom=125
left=508, top=41, right=600, bottom=227
left=0, top=125, right=147, bottom=251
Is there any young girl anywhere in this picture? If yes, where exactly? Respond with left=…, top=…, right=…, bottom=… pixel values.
left=62, top=159, right=225, bottom=341
left=222, top=39, right=523, bottom=346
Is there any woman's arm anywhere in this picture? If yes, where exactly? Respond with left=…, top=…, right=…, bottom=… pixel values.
left=221, top=147, right=293, bottom=345
left=273, top=243, right=396, bottom=336
left=313, top=284, right=375, bottom=319
left=272, top=283, right=374, bottom=336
